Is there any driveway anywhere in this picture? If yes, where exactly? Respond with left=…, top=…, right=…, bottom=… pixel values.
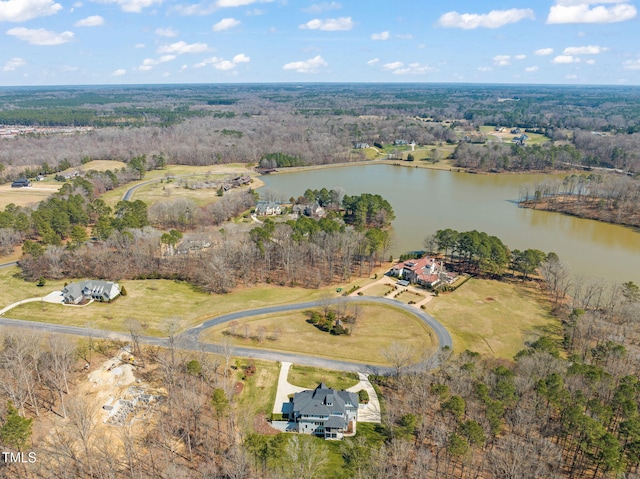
left=347, top=372, right=381, bottom=423
left=272, top=362, right=306, bottom=414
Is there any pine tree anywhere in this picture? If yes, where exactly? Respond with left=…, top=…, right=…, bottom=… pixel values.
left=0, top=401, right=33, bottom=451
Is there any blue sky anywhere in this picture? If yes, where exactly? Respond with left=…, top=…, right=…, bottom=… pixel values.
left=1, top=0, right=639, bottom=86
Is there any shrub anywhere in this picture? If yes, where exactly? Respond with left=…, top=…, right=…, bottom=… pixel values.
left=358, top=389, right=370, bottom=404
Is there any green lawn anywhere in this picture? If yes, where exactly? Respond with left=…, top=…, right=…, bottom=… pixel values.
left=201, top=303, right=436, bottom=366
left=5, top=280, right=338, bottom=336
left=424, top=278, right=557, bottom=359
left=362, top=283, right=394, bottom=297
left=287, top=365, right=359, bottom=390
left=234, top=359, right=281, bottom=417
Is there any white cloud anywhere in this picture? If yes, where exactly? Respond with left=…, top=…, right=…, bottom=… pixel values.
left=391, top=63, right=436, bottom=75
left=194, top=53, right=250, bottom=70
left=304, top=2, right=341, bottom=14
left=367, top=58, right=379, bottom=65
left=299, top=17, right=353, bottom=31
left=525, top=66, right=539, bottom=72
left=2, top=57, right=25, bottom=71
left=535, top=47, right=554, bottom=55
left=214, top=60, right=235, bottom=70
left=514, top=54, right=526, bottom=60
left=213, top=17, right=240, bottom=31
left=216, top=0, right=273, bottom=7
left=585, top=59, right=596, bottom=64
left=552, top=54, right=579, bottom=63
left=233, top=53, right=250, bottom=63
left=135, top=43, right=145, bottom=48
left=382, top=61, right=403, bottom=70
left=371, top=31, right=390, bottom=40
left=566, top=74, right=578, bottom=80
left=478, top=66, right=493, bottom=72
left=75, top=15, right=104, bottom=26
left=438, top=8, right=534, bottom=29
left=0, top=0, right=61, bottom=22
left=139, top=55, right=176, bottom=70
left=6, top=27, right=73, bottom=45
left=381, top=61, right=436, bottom=75
left=282, top=55, right=328, bottom=73
left=494, top=55, right=512, bottom=66
left=157, top=41, right=208, bottom=54
left=624, top=59, right=640, bottom=70
left=112, top=68, right=126, bottom=76
left=563, top=45, right=608, bottom=54
left=156, top=27, right=178, bottom=37
left=93, top=0, right=162, bottom=13
left=547, top=2, right=636, bottom=24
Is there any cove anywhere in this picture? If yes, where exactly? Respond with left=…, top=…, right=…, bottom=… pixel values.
left=260, top=164, right=640, bottom=284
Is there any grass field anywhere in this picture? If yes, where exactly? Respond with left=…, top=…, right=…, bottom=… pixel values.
left=362, top=283, right=393, bottom=297
left=424, top=278, right=557, bottom=359
left=287, top=365, right=359, bottom=390
left=100, top=163, right=256, bottom=207
left=0, top=182, right=63, bottom=209
left=234, top=359, right=280, bottom=418
left=479, top=126, right=549, bottom=146
left=4, top=278, right=339, bottom=336
left=200, top=303, right=436, bottom=366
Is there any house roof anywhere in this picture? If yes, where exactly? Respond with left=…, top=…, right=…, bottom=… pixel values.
left=292, top=383, right=357, bottom=419
left=63, top=280, right=120, bottom=301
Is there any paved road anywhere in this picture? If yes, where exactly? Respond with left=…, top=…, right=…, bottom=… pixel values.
left=0, top=296, right=452, bottom=374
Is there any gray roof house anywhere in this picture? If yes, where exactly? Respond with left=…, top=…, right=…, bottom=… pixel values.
left=255, top=201, right=282, bottom=216
left=283, top=383, right=358, bottom=440
left=62, top=280, right=121, bottom=304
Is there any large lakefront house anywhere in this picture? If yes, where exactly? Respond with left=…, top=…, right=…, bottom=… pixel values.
left=282, top=383, right=359, bottom=440
left=389, top=256, right=444, bottom=288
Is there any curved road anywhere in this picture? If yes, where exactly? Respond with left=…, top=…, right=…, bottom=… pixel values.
left=0, top=296, right=452, bottom=374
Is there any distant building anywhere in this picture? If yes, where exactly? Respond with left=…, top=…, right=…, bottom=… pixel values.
left=11, top=178, right=31, bottom=188
left=255, top=201, right=282, bottom=216
left=354, top=142, right=370, bottom=149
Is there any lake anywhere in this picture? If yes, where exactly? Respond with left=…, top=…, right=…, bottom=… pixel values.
left=260, top=164, right=640, bottom=284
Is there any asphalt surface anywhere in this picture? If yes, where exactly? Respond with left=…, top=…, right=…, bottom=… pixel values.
left=0, top=296, right=452, bottom=374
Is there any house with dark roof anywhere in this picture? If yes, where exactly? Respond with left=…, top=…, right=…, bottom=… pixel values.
left=255, top=201, right=282, bottom=216
left=62, top=280, right=121, bottom=304
left=283, top=383, right=358, bottom=440
left=11, top=178, right=31, bottom=188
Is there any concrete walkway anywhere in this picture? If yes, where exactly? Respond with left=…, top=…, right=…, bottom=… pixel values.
left=272, top=362, right=306, bottom=414
left=350, top=274, right=435, bottom=308
left=0, top=291, right=65, bottom=316
left=272, top=363, right=381, bottom=424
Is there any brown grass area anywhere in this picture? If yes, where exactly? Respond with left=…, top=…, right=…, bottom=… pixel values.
left=200, top=303, right=436, bottom=366
left=0, top=182, right=63, bottom=209
left=424, top=278, right=557, bottom=359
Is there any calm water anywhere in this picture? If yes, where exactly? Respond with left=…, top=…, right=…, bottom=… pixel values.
left=260, top=164, right=640, bottom=284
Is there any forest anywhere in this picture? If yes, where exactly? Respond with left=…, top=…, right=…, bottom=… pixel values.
left=1, top=84, right=640, bottom=182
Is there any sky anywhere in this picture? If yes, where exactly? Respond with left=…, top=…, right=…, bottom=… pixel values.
left=1, top=0, right=640, bottom=86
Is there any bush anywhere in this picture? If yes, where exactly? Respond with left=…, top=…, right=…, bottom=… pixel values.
left=120, top=285, right=127, bottom=296
left=358, top=389, right=370, bottom=404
